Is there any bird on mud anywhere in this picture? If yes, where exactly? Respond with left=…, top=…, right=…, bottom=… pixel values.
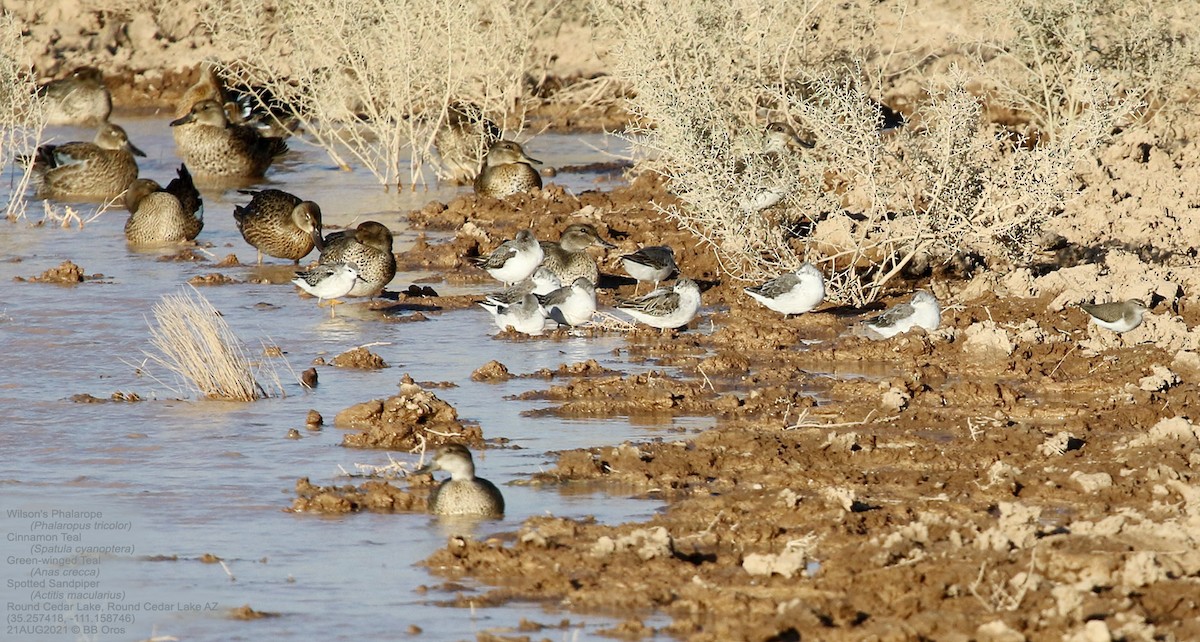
left=471, top=229, right=544, bottom=285
left=317, top=221, right=396, bottom=298
left=539, top=277, right=597, bottom=327
left=123, top=164, right=204, bottom=245
left=473, top=140, right=543, bottom=198
left=483, top=267, right=561, bottom=307
left=616, top=278, right=702, bottom=332
left=416, top=444, right=505, bottom=518
left=1080, top=298, right=1148, bottom=333
left=620, top=245, right=679, bottom=294
left=743, top=263, right=825, bottom=317
left=857, top=290, right=941, bottom=339
left=233, top=189, right=324, bottom=264
left=479, top=292, right=548, bottom=336
left=539, top=223, right=615, bottom=285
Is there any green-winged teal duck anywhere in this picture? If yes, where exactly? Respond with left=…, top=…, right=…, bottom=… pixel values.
left=318, top=221, right=396, bottom=297
left=539, top=223, right=614, bottom=285
left=417, top=444, right=504, bottom=518
left=123, top=164, right=203, bottom=245
left=170, top=99, right=287, bottom=179
left=233, top=189, right=323, bottom=264
left=32, top=122, right=144, bottom=200
left=473, top=140, right=542, bottom=198
left=39, top=66, right=112, bottom=127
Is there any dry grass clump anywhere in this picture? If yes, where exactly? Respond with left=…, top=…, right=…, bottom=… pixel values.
left=0, top=13, right=46, bottom=221
left=145, top=287, right=282, bottom=401
left=202, top=0, right=543, bottom=188
left=603, top=0, right=1134, bottom=304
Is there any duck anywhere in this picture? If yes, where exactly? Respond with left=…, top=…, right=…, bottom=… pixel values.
left=317, top=221, right=396, bottom=297
left=32, top=122, right=144, bottom=200
left=435, top=102, right=501, bottom=184
left=473, top=140, right=542, bottom=198
left=233, top=189, right=324, bottom=264
left=123, top=164, right=204, bottom=245
left=417, top=444, right=505, bottom=518
left=38, top=66, right=112, bottom=126
left=169, top=99, right=288, bottom=179
left=539, top=223, right=615, bottom=285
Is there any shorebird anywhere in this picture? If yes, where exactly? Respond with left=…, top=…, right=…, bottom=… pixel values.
left=317, top=221, right=396, bottom=297
left=621, top=245, right=678, bottom=294
left=743, top=263, right=825, bottom=316
left=123, top=164, right=203, bottom=245
left=1081, top=299, right=1148, bottom=333
left=233, top=189, right=323, bottom=264
left=292, top=262, right=361, bottom=317
left=858, top=290, right=941, bottom=339
left=473, top=140, right=542, bottom=198
left=32, top=122, right=144, bottom=200
left=539, top=277, right=597, bottom=327
left=479, top=292, right=547, bottom=336
left=483, top=267, right=561, bottom=307
left=471, top=229, right=544, bottom=285
left=737, top=121, right=813, bottom=212
left=617, top=278, right=702, bottom=331
left=417, top=444, right=505, bottom=518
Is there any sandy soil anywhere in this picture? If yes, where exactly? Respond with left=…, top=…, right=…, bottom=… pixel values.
left=14, top=0, right=1200, bottom=639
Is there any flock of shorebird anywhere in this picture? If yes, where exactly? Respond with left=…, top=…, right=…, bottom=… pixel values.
left=24, top=65, right=1152, bottom=516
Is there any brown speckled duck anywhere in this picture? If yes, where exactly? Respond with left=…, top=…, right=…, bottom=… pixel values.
left=435, top=102, right=501, bottom=184
left=170, top=99, right=287, bottom=179
left=123, top=164, right=204, bottom=245
left=233, top=189, right=323, bottom=264
left=32, top=122, right=144, bottom=200
left=539, top=223, right=614, bottom=285
left=39, top=66, right=112, bottom=127
left=416, top=444, right=504, bottom=518
left=473, top=140, right=542, bottom=198
left=317, top=221, right=396, bottom=297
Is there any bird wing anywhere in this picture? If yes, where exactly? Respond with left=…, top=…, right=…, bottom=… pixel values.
left=868, top=302, right=915, bottom=328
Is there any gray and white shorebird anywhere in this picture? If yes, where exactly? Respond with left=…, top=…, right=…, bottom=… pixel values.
left=479, top=292, right=548, bottom=336
left=621, top=245, right=678, bottom=294
left=737, top=121, right=813, bottom=212
left=471, top=229, right=544, bottom=285
left=291, top=262, right=362, bottom=317
left=858, top=290, right=941, bottom=339
left=540, top=223, right=615, bottom=285
left=616, top=278, right=702, bottom=331
left=744, top=263, right=825, bottom=316
left=416, top=444, right=504, bottom=518
left=473, top=140, right=543, bottom=198
left=483, top=267, right=561, bottom=307
left=539, top=277, right=597, bottom=327
left=1081, top=298, right=1148, bottom=333
left=317, top=221, right=396, bottom=297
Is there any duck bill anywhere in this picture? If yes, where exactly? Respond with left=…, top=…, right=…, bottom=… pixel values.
left=521, top=153, right=542, bottom=165
left=168, top=113, right=194, bottom=127
left=311, top=225, right=326, bottom=252
left=595, top=238, right=616, bottom=249
left=127, top=141, right=147, bottom=157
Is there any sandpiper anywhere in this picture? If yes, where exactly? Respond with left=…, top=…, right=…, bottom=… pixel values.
left=1081, top=299, right=1148, bottom=333
left=483, top=267, right=561, bottom=307
left=859, top=290, right=941, bottom=339
left=170, top=99, right=288, bottom=179
left=744, top=263, right=825, bottom=316
left=233, top=189, right=323, bottom=264
left=738, top=121, right=812, bottom=212
left=539, top=277, right=597, bottom=327
left=621, top=245, right=678, bottom=294
left=32, top=122, right=144, bottom=200
left=479, top=293, right=547, bottom=336
left=416, top=444, right=504, bottom=518
left=318, top=221, right=396, bottom=297
left=39, top=66, right=112, bottom=126
left=473, top=140, right=542, bottom=198
left=540, top=223, right=615, bottom=285
left=292, top=262, right=361, bottom=317
left=123, top=164, right=204, bottom=245
left=471, top=229, right=544, bottom=284
left=617, top=278, right=702, bottom=331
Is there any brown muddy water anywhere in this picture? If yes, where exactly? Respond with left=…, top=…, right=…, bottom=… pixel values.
left=0, top=116, right=689, bottom=640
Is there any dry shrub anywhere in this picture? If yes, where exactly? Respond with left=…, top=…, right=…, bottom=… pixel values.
left=0, top=13, right=46, bottom=221
left=603, top=0, right=1128, bottom=304
left=145, top=287, right=282, bottom=401
left=202, top=0, right=542, bottom=188
left=976, top=0, right=1199, bottom=140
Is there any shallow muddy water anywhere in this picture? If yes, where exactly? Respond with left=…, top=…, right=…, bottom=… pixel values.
left=1, top=116, right=684, bottom=641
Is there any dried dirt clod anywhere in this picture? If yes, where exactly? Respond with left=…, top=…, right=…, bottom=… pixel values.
left=19, top=260, right=86, bottom=284
left=331, top=346, right=387, bottom=369
left=301, top=367, right=319, bottom=388
left=336, top=379, right=483, bottom=450
left=305, top=409, right=323, bottom=425
left=292, top=477, right=426, bottom=514
left=471, top=360, right=512, bottom=381
left=286, top=428, right=301, bottom=439
left=215, top=253, right=241, bottom=267
left=229, top=604, right=279, bottom=620
left=188, top=272, right=239, bottom=286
